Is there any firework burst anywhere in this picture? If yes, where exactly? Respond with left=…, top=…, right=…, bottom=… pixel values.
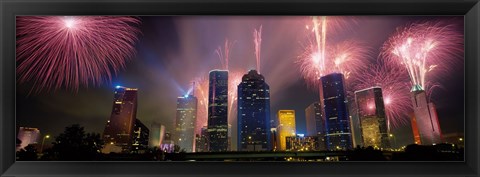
left=381, top=21, right=463, bottom=92
left=16, top=16, right=141, bottom=93
left=215, top=38, right=236, bottom=70
left=193, top=76, right=209, bottom=134
left=228, top=71, right=243, bottom=126
left=298, top=17, right=368, bottom=89
left=351, top=63, right=412, bottom=129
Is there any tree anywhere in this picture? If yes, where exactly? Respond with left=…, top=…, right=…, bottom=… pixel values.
left=50, top=124, right=104, bottom=160
left=17, top=144, right=38, bottom=161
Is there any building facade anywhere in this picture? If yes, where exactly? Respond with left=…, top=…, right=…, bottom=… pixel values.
left=175, top=94, right=198, bottom=152
left=411, top=85, right=443, bottom=145
left=103, top=86, right=138, bottom=153
left=148, top=122, right=165, bottom=148
left=207, top=70, right=229, bottom=152
left=16, top=127, right=40, bottom=151
left=286, top=135, right=319, bottom=151
left=354, top=87, right=390, bottom=149
left=131, top=119, right=150, bottom=154
left=195, top=126, right=209, bottom=152
left=320, top=73, right=353, bottom=150
left=277, top=110, right=296, bottom=151
left=237, top=70, right=271, bottom=151
left=305, top=102, right=326, bottom=150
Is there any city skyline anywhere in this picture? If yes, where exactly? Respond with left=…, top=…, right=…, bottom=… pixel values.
left=16, top=16, right=464, bottom=153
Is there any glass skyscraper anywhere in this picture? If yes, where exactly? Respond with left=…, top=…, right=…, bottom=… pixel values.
left=305, top=102, right=326, bottom=150
left=175, top=94, right=198, bottom=152
left=237, top=70, right=271, bottom=151
left=354, top=87, right=390, bottom=149
left=320, top=73, right=353, bottom=150
left=103, top=86, right=138, bottom=153
left=411, top=85, right=443, bottom=145
left=207, top=70, right=229, bottom=152
left=277, top=110, right=296, bottom=151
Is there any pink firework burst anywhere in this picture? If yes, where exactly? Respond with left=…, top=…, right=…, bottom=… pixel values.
left=253, top=25, right=262, bottom=74
left=351, top=63, right=412, bottom=129
left=215, top=38, right=236, bottom=71
left=298, top=39, right=371, bottom=89
left=381, top=21, right=463, bottom=93
left=16, top=16, right=141, bottom=93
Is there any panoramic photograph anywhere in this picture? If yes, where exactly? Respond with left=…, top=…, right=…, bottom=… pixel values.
left=15, top=16, right=464, bottom=161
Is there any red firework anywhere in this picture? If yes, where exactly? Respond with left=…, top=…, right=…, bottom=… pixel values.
left=16, top=16, right=141, bottom=93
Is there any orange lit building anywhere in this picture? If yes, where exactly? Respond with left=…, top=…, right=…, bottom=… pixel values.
left=277, top=110, right=296, bottom=151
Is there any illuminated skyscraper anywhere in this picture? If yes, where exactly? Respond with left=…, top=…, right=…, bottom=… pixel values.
left=132, top=119, right=150, bottom=154
left=305, top=102, right=326, bottom=150
left=175, top=94, right=198, bottom=152
left=320, top=73, right=353, bottom=150
left=207, top=70, right=229, bottom=152
left=355, top=87, right=390, bottom=149
left=277, top=110, right=296, bottom=151
left=148, top=122, right=165, bottom=148
left=411, top=85, right=442, bottom=145
left=103, top=86, right=138, bottom=153
left=16, top=127, right=40, bottom=151
left=237, top=70, right=271, bottom=151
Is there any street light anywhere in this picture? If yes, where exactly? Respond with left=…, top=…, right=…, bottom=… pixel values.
left=389, top=134, right=397, bottom=148
left=40, top=135, right=50, bottom=153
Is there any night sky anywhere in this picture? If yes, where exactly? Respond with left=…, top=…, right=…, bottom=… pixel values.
left=16, top=16, right=464, bottom=148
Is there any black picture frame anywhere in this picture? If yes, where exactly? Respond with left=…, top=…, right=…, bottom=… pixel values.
left=1, top=0, right=479, bottom=176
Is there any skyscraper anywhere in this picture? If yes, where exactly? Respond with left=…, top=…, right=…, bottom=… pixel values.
left=277, top=110, right=296, bottom=151
left=195, top=126, right=209, bottom=152
left=16, top=127, right=40, bottom=151
left=148, top=122, right=165, bottom=148
left=355, top=87, right=390, bottom=149
left=320, top=73, right=353, bottom=150
left=207, top=70, right=229, bottom=152
left=103, top=86, right=138, bottom=153
left=237, top=70, right=271, bottom=151
left=411, top=85, right=443, bottom=145
left=131, top=119, right=150, bottom=154
left=305, top=102, right=326, bottom=150
left=175, top=94, right=198, bottom=152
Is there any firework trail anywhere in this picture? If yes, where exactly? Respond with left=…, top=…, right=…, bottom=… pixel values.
left=381, top=21, right=463, bottom=93
left=16, top=16, right=141, bottom=93
left=253, top=25, right=262, bottom=73
left=298, top=17, right=367, bottom=89
left=215, top=38, right=236, bottom=70
left=351, top=63, right=413, bottom=129
left=193, top=76, right=209, bottom=134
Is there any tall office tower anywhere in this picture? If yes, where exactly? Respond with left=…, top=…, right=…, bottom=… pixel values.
left=16, top=127, right=40, bottom=151
left=320, top=73, right=353, bottom=150
left=103, top=86, right=138, bottom=153
left=237, top=70, right=271, bottom=151
left=148, top=122, right=165, bottom=148
left=354, top=87, right=390, bottom=149
left=195, top=126, right=209, bottom=152
left=207, top=70, right=229, bottom=152
left=131, top=119, right=150, bottom=154
left=270, top=128, right=278, bottom=151
left=411, top=85, right=442, bottom=145
left=175, top=94, right=198, bottom=152
left=305, top=102, right=326, bottom=150
left=277, top=110, right=296, bottom=151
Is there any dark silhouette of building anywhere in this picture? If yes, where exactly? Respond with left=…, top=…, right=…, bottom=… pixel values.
left=103, top=86, right=138, bottom=153
left=207, top=70, right=229, bottom=152
left=354, top=87, right=390, bottom=149
left=320, top=73, right=353, bottom=150
left=195, top=126, right=209, bottom=152
left=305, top=102, right=326, bottom=150
left=132, top=119, right=150, bottom=154
left=237, top=70, right=271, bottom=151
left=175, top=94, right=198, bottom=152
